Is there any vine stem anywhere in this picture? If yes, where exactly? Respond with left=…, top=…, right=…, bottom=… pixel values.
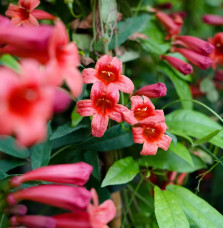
left=162, top=99, right=223, bottom=124
left=50, top=145, right=71, bottom=160
left=122, top=177, right=144, bottom=227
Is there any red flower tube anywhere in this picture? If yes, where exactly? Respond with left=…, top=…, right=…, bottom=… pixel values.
left=10, top=215, right=56, bottom=228
left=7, top=185, right=91, bottom=211
left=77, top=81, right=129, bottom=137
left=175, top=36, right=214, bottom=55
left=203, top=14, right=223, bottom=26
left=82, top=55, right=134, bottom=94
left=10, top=162, right=93, bottom=187
left=173, top=47, right=213, bottom=70
left=132, top=82, right=167, bottom=98
left=161, top=55, right=193, bottom=75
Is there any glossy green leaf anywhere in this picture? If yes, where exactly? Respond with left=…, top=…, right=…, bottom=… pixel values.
left=0, top=54, right=20, bottom=71
left=154, top=186, right=189, bottom=228
left=50, top=122, right=88, bottom=140
left=139, top=149, right=205, bottom=172
left=169, top=142, right=194, bottom=166
left=159, top=61, right=193, bottom=109
left=101, top=157, right=139, bottom=187
left=0, top=171, right=8, bottom=181
left=166, top=131, right=177, bottom=146
left=0, top=137, right=29, bottom=159
left=167, top=185, right=223, bottom=228
left=0, top=159, right=25, bottom=172
left=72, top=33, right=92, bottom=50
left=71, top=106, right=83, bottom=127
left=166, top=110, right=223, bottom=148
left=78, top=124, right=134, bottom=151
left=168, top=129, right=193, bottom=144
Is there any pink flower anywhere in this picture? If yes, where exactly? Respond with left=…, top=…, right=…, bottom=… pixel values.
left=10, top=215, right=56, bottom=228
left=161, top=55, right=193, bottom=75
left=156, top=11, right=182, bottom=40
left=53, top=88, right=72, bottom=113
left=203, top=14, right=223, bottom=26
left=6, top=0, right=55, bottom=27
left=132, top=120, right=172, bottom=155
left=209, top=32, right=223, bottom=68
left=172, top=47, right=213, bottom=70
left=10, top=162, right=93, bottom=187
left=5, top=204, right=27, bottom=216
left=76, top=82, right=129, bottom=137
left=88, top=189, right=116, bottom=228
left=7, top=185, right=91, bottom=211
left=0, top=60, right=54, bottom=146
left=82, top=55, right=134, bottom=94
left=175, top=36, right=214, bottom=55
left=133, top=83, right=167, bottom=98
left=123, top=96, right=165, bottom=125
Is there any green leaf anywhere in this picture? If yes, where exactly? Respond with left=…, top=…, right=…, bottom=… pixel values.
left=154, top=186, right=189, bottom=228
left=31, top=125, right=52, bottom=169
left=166, top=131, right=177, bottom=146
left=101, top=157, right=139, bottom=187
left=78, top=124, right=134, bottom=151
left=166, top=110, right=223, bottom=148
left=169, top=142, right=194, bottom=166
left=0, top=137, right=29, bottom=159
left=139, top=149, right=205, bottom=172
left=166, top=185, right=223, bottom=228
left=0, top=54, right=20, bottom=71
left=193, top=129, right=222, bottom=146
left=159, top=61, right=193, bottom=109
left=71, top=106, right=83, bottom=127
left=0, top=171, right=8, bottom=181
left=168, top=129, right=193, bottom=145
left=105, top=14, right=151, bottom=51
left=72, top=34, right=92, bottom=50
left=0, top=159, right=25, bottom=172
left=118, top=50, right=140, bottom=63
left=84, top=151, right=100, bottom=181
left=100, top=0, right=117, bottom=26
left=50, top=122, right=88, bottom=140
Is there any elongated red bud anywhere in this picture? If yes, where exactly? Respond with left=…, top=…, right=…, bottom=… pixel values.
left=162, top=55, right=193, bottom=75
left=10, top=215, right=56, bottom=228
left=5, top=204, right=27, bottom=216
left=173, top=47, right=213, bottom=70
left=175, top=36, right=214, bottom=55
left=10, top=162, right=93, bottom=187
left=133, top=83, right=167, bottom=98
left=203, top=14, right=223, bottom=25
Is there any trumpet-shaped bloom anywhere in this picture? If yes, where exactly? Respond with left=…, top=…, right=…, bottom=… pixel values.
left=88, top=188, right=116, bottom=228
left=77, top=82, right=129, bottom=137
left=10, top=162, right=93, bottom=187
left=7, top=185, right=91, bottom=211
left=133, top=83, right=167, bottom=98
left=10, top=215, right=56, bottom=228
left=209, top=33, right=223, bottom=68
left=175, top=36, right=214, bottom=55
left=0, top=60, right=53, bottom=146
left=132, top=121, right=172, bottom=155
left=203, top=14, right=223, bottom=26
left=123, top=96, right=165, bottom=125
left=6, top=0, right=55, bottom=27
left=82, top=55, right=134, bottom=94
left=161, top=55, right=193, bottom=75
left=173, top=47, right=213, bottom=70
left=53, top=88, right=72, bottom=113
left=156, top=11, right=182, bottom=39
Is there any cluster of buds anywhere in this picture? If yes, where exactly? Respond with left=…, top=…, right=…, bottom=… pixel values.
left=156, top=11, right=214, bottom=75
left=77, top=55, right=171, bottom=155
left=5, top=163, right=116, bottom=228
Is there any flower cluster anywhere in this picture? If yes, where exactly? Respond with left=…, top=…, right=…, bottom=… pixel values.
left=156, top=11, right=214, bottom=75
left=77, top=55, right=171, bottom=155
left=6, top=163, right=116, bottom=228
left=0, top=5, right=82, bottom=146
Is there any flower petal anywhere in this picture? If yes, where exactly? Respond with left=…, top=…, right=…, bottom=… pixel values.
left=156, top=134, right=172, bottom=151
left=91, top=114, right=108, bottom=137
left=82, top=68, right=97, bottom=84
left=132, top=127, right=144, bottom=144
left=19, top=0, right=40, bottom=11
left=122, top=110, right=138, bottom=125
left=139, top=110, right=165, bottom=125
left=76, top=100, right=94, bottom=116
left=106, top=83, right=120, bottom=103
left=32, top=9, right=55, bottom=20
left=108, top=104, right=129, bottom=122
left=116, top=75, right=134, bottom=94
left=140, top=142, right=158, bottom=155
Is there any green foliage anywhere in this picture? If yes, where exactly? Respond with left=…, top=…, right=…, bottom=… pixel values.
left=101, top=157, right=139, bottom=187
